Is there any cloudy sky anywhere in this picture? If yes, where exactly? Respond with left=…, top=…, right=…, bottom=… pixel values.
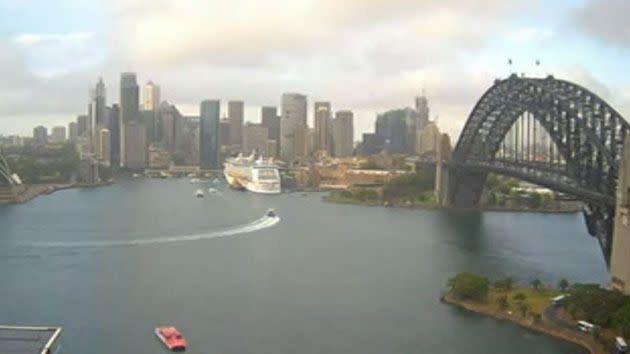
left=1, top=0, right=629, bottom=140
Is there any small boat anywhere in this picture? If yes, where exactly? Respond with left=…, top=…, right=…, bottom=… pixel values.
left=195, top=189, right=204, bottom=198
left=189, top=178, right=200, bottom=184
left=266, top=208, right=276, bottom=217
left=132, top=173, right=141, bottom=178
left=208, top=187, right=218, bottom=194
left=155, top=326, right=187, bottom=352
left=212, top=178, right=220, bottom=184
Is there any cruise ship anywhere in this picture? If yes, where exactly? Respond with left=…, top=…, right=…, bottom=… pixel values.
left=223, top=154, right=282, bottom=194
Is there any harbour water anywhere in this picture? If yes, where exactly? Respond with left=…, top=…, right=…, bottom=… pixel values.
left=0, top=179, right=608, bottom=353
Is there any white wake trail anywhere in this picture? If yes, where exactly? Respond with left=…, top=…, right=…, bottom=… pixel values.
left=21, top=216, right=280, bottom=248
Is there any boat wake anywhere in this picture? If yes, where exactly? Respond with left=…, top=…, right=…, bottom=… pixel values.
left=20, top=215, right=280, bottom=248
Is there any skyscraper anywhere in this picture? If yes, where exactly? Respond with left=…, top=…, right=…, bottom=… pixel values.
left=243, top=123, right=269, bottom=156
left=99, top=129, right=111, bottom=166
left=200, top=100, right=220, bottom=169
left=110, top=104, right=121, bottom=166
left=314, top=101, right=332, bottom=156
left=90, top=78, right=106, bottom=153
left=228, top=100, right=244, bottom=147
left=68, top=121, right=78, bottom=143
left=120, top=73, right=142, bottom=168
left=415, top=93, right=429, bottom=130
left=77, top=115, right=89, bottom=137
left=280, top=93, right=307, bottom=163
left=143, top=81, right=161, bottom=111
left=261, top=106, right=280, bottom=155
left=333, top=110, right=354, bottom=157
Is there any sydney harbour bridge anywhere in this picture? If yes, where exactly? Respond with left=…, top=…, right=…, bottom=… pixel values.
left=444, top=74, right=629, bottom=265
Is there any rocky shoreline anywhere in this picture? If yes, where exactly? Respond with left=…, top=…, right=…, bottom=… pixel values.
left=441, top=293, right=605, bottom=354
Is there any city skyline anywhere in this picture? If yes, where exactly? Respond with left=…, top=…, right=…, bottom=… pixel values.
left=1, top=0, right=629, bottom=140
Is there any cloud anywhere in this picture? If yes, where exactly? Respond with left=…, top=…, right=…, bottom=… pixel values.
left=572, top=0, right=630, bottom=47
left=13, top=32, right=93, bottom=46
left=504, top=27, right=554, bottom=43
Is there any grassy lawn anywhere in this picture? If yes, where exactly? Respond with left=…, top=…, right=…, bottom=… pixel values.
left=488, top=287, right=562, bottom=315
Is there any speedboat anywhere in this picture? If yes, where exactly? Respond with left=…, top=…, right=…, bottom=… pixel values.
left=208, top=187, right=219, bottom=194
left=266, top=208, right=276, bottom=217
left=189, top=178, right=200, bottom=184
left=195, top=189, right=204, bottom=198
left=155, top=326, right=187, bottom=351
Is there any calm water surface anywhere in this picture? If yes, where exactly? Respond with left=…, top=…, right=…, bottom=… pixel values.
left=0, top=179, right=608, bottom=353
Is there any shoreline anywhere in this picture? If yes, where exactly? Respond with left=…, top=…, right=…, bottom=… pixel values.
left=11, top=181, right=112, bottom=204
left=441, top=293, right=605, bottom=354
left=322, top=195, right=582, bottom=214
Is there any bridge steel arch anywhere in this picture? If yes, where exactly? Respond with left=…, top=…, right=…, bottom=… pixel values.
left=447, top=74, right=630, bottom=264
left=0, top=149, right=15, bottom=187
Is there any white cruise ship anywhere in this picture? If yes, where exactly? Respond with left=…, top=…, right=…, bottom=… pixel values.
left=223, top=154, right=282, bottom=194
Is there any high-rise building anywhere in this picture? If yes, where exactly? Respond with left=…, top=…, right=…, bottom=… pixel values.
left=219, top=119, right=231, bottom=148
left=243, top=123, right=269, bottom=156
left=314, top=101, right=332, bottom=156
left=416, top=121, right=440, bottom=156
left=358, top=133, right=385, bottom=156
left=375, top=108, right=415, bottom=154
left=77, top=115, right=89, bottom=137
left=415, top=93, right=429, bottom=130
left=261, top=106, right=280, bottom=155
left=51, top=126, right=66, bottom=144
left=68, top=121, right=78, bottom=143
left=120, top=73, right=142, bottom=168
left=143, top=81, right=161, bottom=111
left=293, top=126, right=311, bottom=161
left=122, top=121, right=147, bottom=169
left=280, top=93, right=307, bottom=163
left=33, top=126, right=47, bottom=145
left=333, top=110, right=354, bottom=157
left=228, top=101, right=244, bottom=147
left=200, top=100, right=221, bottom=169
left=182, top=116, right=201, bottom=165
left=110, top=104, right=121, bottom=166
left=157, top=102, right=184, bottom=155
left=90, top=78, right=107, bottom=153
left=99, top=129, right=111, bottom=166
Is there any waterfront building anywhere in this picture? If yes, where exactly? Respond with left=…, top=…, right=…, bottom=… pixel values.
left=51, top=126, right=67, bottom=144
left=261, top=106, right=280, bottom=154
left=314, top=101, right=332, bottom=156
left=375, top=109, right=412, bottom=154
left=243, top=123, right=270, bottom=156
left=109, top=104, right=121, bottom=166
left=122, top=121, right=147, bottom=169
left=68, top=121, right=78, bottom=143
left=120, top=73, right=142, bottom=169
left=611, top=140, right=630, bottom=294
left=228, top=100, right=244, bottom=148
left=99, top=128, right=111, bottom=166
left=333, top=110, right=354, bottom=157
left=77, top=114, right=89, bottom=137
left=90, top=78, right=107, bottom=153
left=280, top=93, right=307, bottom=163
left=33, top=126, right=47, bottom=145
left=200, top=100, right=221, bottom=169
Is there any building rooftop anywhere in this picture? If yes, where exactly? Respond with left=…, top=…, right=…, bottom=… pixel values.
left=0, top=326, right=62, bottom=354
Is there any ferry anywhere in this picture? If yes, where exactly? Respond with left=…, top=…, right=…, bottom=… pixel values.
left=155, top=326, right=187, bottom=351
left=223, top=154, right=281, bottom=194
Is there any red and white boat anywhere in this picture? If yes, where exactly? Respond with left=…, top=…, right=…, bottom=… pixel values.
left=155, top=326, right=187, bottom=351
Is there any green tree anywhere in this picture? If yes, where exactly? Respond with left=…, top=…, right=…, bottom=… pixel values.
left=558, top=278, right=570, bottom=292
left=497, top=294, right=509, bottom=311
left=531, top=278, right=542, bottom=291
left=448, top=272, right=490, bottom=301
left=517, top=302, right=531, bottom=318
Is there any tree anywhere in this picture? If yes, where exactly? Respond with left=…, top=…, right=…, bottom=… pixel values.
left=531, top=278, right=542, bottom=291
left=448, top=272, right=490, bottom=301
left=497, top=294, right=509, bottom=311
left=558, top=278, right=570, bottom=292
left=517, top=302, right=531, bottom=318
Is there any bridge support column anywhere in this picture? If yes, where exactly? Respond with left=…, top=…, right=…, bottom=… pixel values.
left=434, top=161, right=449, bottom=206
left=443, top=167, right=487, bottom=208
left=611, top=140, right=630, bottom=293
